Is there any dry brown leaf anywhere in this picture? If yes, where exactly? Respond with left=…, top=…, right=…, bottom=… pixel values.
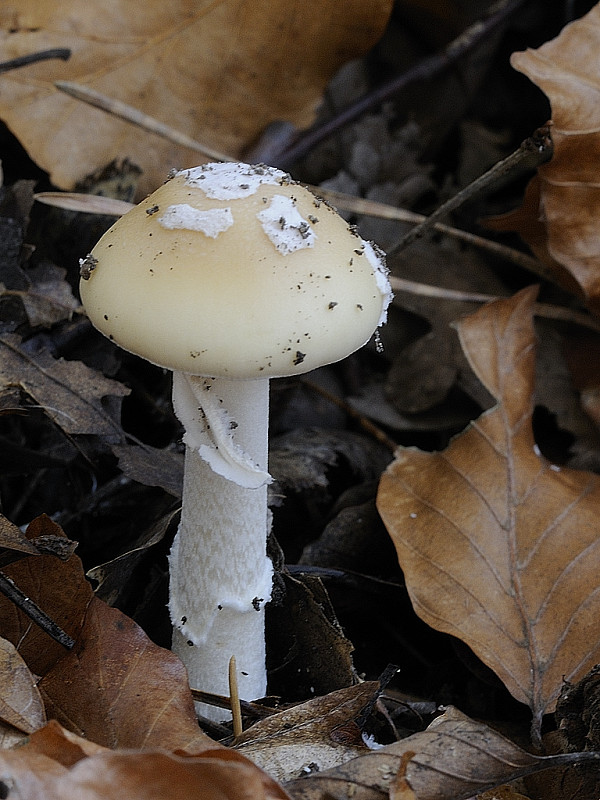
left=0, top=515, right=93, bottom=677
left=39, top=596, right=215, bottom=754
left=1, top=542, right=289, bottom=797
left=0, top=509, right=76, bottom=568
left=377, top=287, right=600, bottom=739
left=0, top=512, right=42, bottom=562
left=25, top=720, right=107, bottom=765
left=495, top=6, right=600, bottom=311
left=12, top=264, right=82, bottom=328
left=0, top=1, right=392, bottom=197
left=0, top=720, right=291, bottom=800
left=0, top=333, right=129, bottom=440
left=110, top=442, right=183, bottom=497
left=285, top=706, right=553, bottom=800
left=484, top=177, right=582, bottom=301
left=234, top=683, right=376, bottom=783
left=0, top=636, right=45, bottom=734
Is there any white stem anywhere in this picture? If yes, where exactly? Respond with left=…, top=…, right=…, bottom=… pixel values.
left=169, top=374, right=273, bottom=721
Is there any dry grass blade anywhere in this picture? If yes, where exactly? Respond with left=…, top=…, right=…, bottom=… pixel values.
left=34, top=192, right=134, bottom=216
left=389, top=276, right=600, bottom=334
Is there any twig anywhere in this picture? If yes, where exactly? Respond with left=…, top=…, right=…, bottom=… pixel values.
left=0, top=571, right=75, bottom=650
left=389, top=275, right=600, bottom=334
left=300, top=378, right=398, bottom=453
left=54, top=81, right=233, bottom=163
left=0, top=49, right=71, bottom=74
left=391, top=126, right=553, bottom=253
left=314, top=186, right=546, bottom=278
left=271, top=0, right=530, bottom=169
left=190, top=686, right=276, bottom=719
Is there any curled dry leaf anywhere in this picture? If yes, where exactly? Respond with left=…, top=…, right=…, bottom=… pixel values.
left=491, top=5, right=600, bottom=311
left=377, top=287, right=600, bottom=740
left=0, top=636, right=45, bottom=735
left=0, top=1, right=392, bottom=196
left=0, top=512, right=43, bottom=563
left=234, top=683, right=377, bottom=783
left=285, top=706, right=553, bottom=800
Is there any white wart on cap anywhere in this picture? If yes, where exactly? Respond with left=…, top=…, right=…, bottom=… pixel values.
left=80, top=162, right=391, bottom=379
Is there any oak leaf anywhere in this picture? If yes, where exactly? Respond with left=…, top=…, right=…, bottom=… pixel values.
left=0, top=1, right=392, bottom=197
left=377, top=287, right=600, bottom=740
left=491, top=5, right=600, bottom=311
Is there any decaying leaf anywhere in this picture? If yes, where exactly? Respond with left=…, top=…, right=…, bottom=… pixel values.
left=270, top=428, right=389, bottom=497
left=0, top=510, right=77, bottom=568
left=0, top=636, right=46, bottom=735
left=0, top=512, right=43, bottom=562
left=286, top=706, right=600, bottom=800
left=234, top=683, right=377, bottom=783
left=87, top=509, right=178, bottom=605
left=493, top=5, right=600, bottom=311
left=110, top=442, right=183, bottom=497
left=0, top=333, right=129, bottom=440
left=7, top=262, right=82, bottom=328
left=267, top=572, right=357, bottom=703
left=0, top=1, right=392, bottom=197
left=377, top=287, right=600, bottom=739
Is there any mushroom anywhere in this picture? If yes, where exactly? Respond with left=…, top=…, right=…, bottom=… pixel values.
left=79, top=162, right=391, bottom=719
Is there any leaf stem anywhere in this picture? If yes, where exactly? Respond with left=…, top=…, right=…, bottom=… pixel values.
left=390, top=126, right=553, bottom=254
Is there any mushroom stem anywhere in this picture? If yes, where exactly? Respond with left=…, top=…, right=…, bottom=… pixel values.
left=169, top=374, right=273, bottom=719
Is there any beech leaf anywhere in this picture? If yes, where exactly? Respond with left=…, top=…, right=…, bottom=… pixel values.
left=39, top=596, right=216, bottom=754
left=377, top=287, right=600, bottom=739
left=492, top=5, right=600, bottom=311
left=0, top=1, right=392, bottom=197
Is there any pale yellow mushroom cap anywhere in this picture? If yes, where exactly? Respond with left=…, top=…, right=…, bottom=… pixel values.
left=80, top=162, right=391, bottom=379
